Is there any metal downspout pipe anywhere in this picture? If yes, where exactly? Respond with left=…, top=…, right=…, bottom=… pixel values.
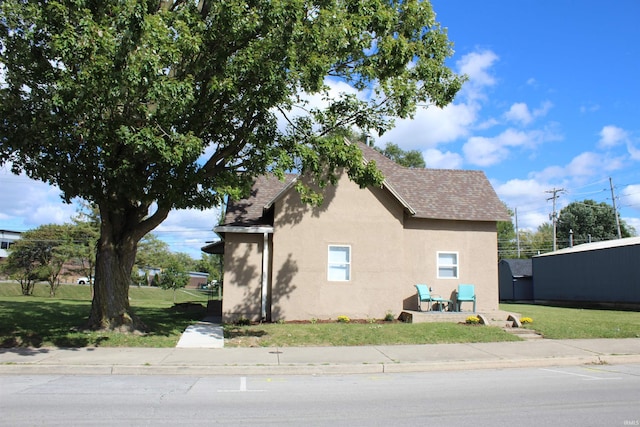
left=261, top=232, right=269, bottom=321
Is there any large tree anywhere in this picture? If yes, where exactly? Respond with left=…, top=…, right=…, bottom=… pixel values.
left=557, top=199, right=633, bottom=247
left=0, top=0, right=463, bottom=331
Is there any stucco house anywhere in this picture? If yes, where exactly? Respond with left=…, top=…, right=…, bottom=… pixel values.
left=207, top=142, right=510, bottom=322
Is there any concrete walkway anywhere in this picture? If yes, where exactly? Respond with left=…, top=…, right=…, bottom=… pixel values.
left=1, top=338, right=640, bottom=376
left=175, top=319, right=224, bottom=349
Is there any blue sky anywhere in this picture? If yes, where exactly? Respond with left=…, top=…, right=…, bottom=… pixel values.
left=378, top=0, right=640, bottom=234
left=2, top=1, right=640, bottom=257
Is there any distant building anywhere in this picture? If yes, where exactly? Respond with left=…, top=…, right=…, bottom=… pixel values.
left=533, top=236, right=640, bottom=307
left=0, top=230, right=21, bottom=259
left=498, top=259, right=533, bottom=301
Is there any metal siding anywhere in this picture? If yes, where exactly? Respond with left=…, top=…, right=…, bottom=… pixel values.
left=533, top=244, right=640, bottom=303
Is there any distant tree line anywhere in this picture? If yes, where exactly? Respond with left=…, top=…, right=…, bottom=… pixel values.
left=1, top=205, right=220, bottom=296
left=498, top=199, right=635, bottom=260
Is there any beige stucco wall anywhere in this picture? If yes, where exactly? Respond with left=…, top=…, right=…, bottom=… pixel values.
left=270, top=174, right=407, bottom=320
left=403, top=218, right=500, bottom=312
left=221, top=233, right=266, bottom=321
left=222, top=173, right=501, bottom=322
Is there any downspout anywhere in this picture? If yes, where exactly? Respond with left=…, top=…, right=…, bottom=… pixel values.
left=261, top=232, right=269, bottom=321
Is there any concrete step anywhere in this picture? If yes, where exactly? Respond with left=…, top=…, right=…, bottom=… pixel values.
left=502, top=326, right=543, bottom=340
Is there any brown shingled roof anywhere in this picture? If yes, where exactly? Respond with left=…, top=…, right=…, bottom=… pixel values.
left=223, top=174, right=297, bottom=226
left=357, top=142, right=510, bottom=222
left=222, top=142, right=510, bottom=225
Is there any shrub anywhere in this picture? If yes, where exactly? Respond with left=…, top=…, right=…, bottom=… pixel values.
left=384, top=311, right=395, bottom=322
left=520, top=317, right=533, bottom=324
left=234, top=317, right=252, bottom=326
left=465, top=315, right=480, bottom=324
left=337, top=315, right=350, bottom=323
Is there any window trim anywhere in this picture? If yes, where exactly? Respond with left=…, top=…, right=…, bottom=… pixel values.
left=327, top=245, right=351, bottom=282
left=437, top=251, right=459, bottom=279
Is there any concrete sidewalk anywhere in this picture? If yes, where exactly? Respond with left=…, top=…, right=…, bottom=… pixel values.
left=1, top=338, right=640, bottom=376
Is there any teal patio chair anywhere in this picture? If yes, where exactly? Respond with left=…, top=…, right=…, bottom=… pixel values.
left=415, top=284, right=450, bottom=312
left=455, top=284, right=476, bottom=312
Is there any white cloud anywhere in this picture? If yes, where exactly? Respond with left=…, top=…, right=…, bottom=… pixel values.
left=463, top=128, right=559, bottom=167
left=504, top=101, right=553, bottom=126
left=423, top=148, right=463, bottom=169
left=580, top=103, right=600, bottom=113
left=154, top=207, right=221, bottom=258
left=494, top=178, right=554, bottom=230
left=0, top=167, right=77, bottom=230
left=457, top=50, right=499, bottom=88
left=530, top=151, right=625, bottom=183
left=628, top=142, right=640, bottom=161
left=0, top=165, right=220, bottom=259
left=380, top=101, right=477, bottom=148
left=599, top=125, right=628, bottom=148
left=621, top=184, right=640, bottom=212
left=377, top=49, right=502, bottom=150
left=504, top=103, right=532, bottom=125
left=463, top=136, right=509, bottom=167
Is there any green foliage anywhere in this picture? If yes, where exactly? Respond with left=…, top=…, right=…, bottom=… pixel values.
left=557, top=199, right=633, bottom=247
left=2, top=224, right=75, bottom=296
left=497, top=205, right=518, bottom=260
left=375, top=142, right=426, bottom=168
left=0, top=0, right=463, bottom=328
left=158, top=260, right=189, bottom=292
left=69, top=203, right=100, bottom=282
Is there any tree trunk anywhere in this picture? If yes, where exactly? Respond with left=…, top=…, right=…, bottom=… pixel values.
left=86, top=202, right=169, bottom=332
left=87, top=216, right=145, bottom=332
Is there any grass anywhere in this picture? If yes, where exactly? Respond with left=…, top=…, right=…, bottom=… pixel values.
left=1, top=281, right=639, bottom=348
left=501, top=303, right=640, bottom=339
left=223, top=322, right=520, bottom=347
left=0, top=282, right=210, bottom=348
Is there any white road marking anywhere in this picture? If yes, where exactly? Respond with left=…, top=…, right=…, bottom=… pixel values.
left=217, top=377, right=266, bottom=392
left=540, top=368, right=622, bottom=380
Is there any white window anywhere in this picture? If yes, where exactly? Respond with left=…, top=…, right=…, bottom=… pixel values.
left=328, top=245, right=351, bottom=281
left=437, top=252, right=458, bottom=279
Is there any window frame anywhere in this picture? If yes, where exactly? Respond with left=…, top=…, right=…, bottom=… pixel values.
left=327, top=245, right=351, bottom=282
left=437, top=251, right=459, bottom=279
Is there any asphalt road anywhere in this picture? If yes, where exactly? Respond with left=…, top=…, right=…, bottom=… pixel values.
left=1, top=365, right=639, bottom=426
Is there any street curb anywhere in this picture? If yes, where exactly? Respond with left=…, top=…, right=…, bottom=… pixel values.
left=2, top=354, right=639, bottom=376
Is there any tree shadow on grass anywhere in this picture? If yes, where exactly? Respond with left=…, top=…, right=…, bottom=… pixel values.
left=0, top=299, right=207, bottom=348
left=134, top=304, right=207, bottom=337
left=0, top=299, right=93, bottom=348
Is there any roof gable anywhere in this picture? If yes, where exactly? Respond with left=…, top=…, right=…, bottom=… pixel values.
left=357, top=142, right=510, bottom=222
left=221, top=141, right=510, bottom=226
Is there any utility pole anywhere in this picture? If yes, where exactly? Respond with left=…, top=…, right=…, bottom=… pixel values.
left=546, top=188, right=565, bottom=251
left=609, top=177, right=622, bottom=239
left=515, top=207, right=521, bottom=257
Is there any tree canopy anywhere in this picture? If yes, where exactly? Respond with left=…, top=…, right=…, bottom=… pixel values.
left=557, top=199, right=633, bottom=247
left=375, top=142, right=426, bottom=168
left=0, top=0, right=463, bottom=330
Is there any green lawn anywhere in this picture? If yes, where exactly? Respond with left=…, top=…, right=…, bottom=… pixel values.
left=0, top=282, right=210, bottom=348
left=223, top=321, right=520, bottom=347
left=1, top=282, right=639, bottom=348
left=501, top=303, right=640, bottom=340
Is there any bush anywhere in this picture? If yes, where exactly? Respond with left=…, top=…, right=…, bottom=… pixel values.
left=465, top=315, right=480, bottom=324
left=520, top=317, right=533, bottom=324
left=337, top=315, right=350, bottom=323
